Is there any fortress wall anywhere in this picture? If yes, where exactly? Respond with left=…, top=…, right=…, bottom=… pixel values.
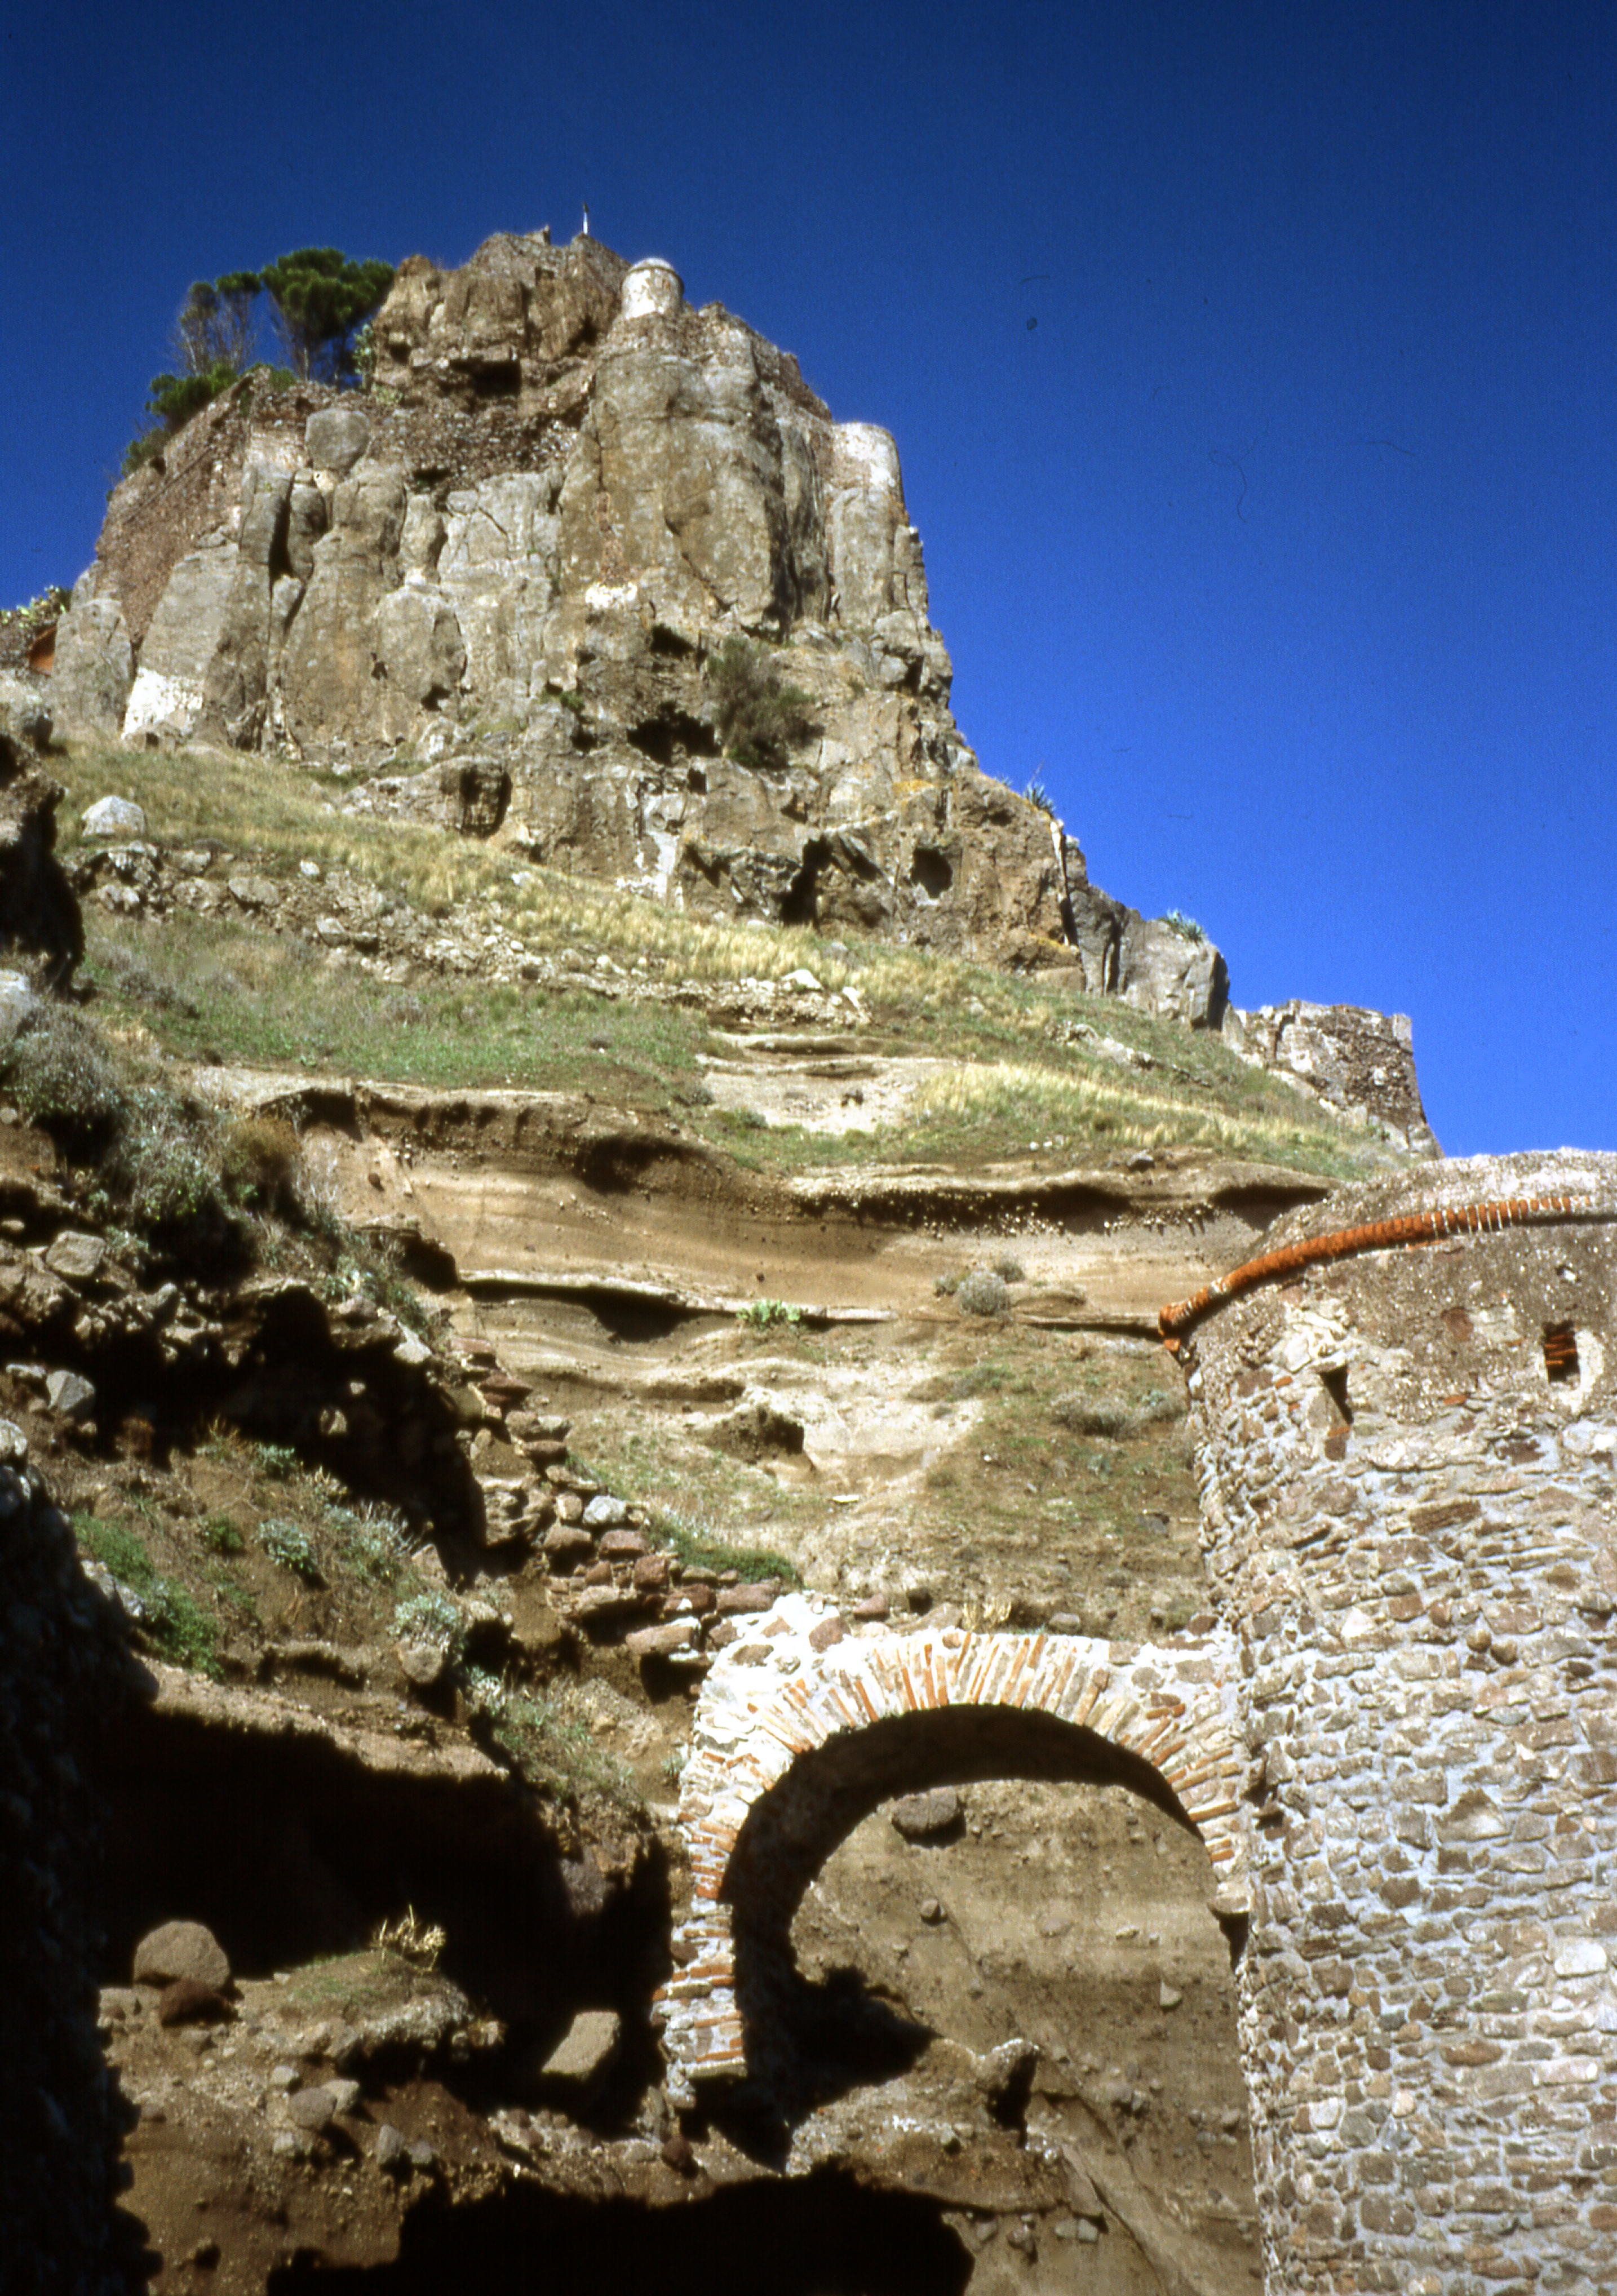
left=1179, top=1153, right=1617, bottom=2295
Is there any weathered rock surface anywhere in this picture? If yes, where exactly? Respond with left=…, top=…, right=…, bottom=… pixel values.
left=1222, top=997, right=1438, bottom=1154
left=132, top=1918, right=232, bottom=1992
left=54, top=232, right=1234, bottom=1006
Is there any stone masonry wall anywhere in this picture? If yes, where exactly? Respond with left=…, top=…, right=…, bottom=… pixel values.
left=658, top=1593, right=1251, bottom=2102
left=1179, top=1152, right=1617, bottom=2295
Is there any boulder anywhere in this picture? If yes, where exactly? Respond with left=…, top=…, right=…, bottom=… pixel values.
left=305, top=405, right=372, bottom=478
left=889, top=1787, right=963, bottom=1841
left=132, top=1919, right=231, bottom=1992
left=81, top=797, right=147, bottom=842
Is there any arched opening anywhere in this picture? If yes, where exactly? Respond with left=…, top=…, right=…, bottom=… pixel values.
left=705, top=1703, right=1257, bottom=2275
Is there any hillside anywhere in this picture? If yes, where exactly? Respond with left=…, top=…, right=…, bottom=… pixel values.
left=2, top=235, right=1438, bottom=2296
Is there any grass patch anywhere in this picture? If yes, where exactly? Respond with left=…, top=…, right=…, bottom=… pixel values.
left=75, top=1512, right=220, bottom=1675
left=488, top=1690, right=643, bottom=1815
left=654, top=1508, right=799, bottom=1587
left=55, top=738, right=1404, bottom=1182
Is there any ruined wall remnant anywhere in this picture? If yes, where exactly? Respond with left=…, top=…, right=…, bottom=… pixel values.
left=1176, top=1151, right=1617, bottom=2294
left=659, top=1599, right=1251, bottom=2099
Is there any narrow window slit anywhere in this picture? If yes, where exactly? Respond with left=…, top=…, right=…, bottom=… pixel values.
left=1543, top=1323, right=1579, bottom=1384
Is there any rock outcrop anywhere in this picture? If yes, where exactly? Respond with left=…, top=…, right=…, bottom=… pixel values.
left=1223, top=998, right=1438, bottom=1155
left=54, top=232, right=1224, bottom=1001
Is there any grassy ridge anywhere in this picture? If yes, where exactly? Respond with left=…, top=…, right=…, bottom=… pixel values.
left=59, top=741, right=1396, bottom=1180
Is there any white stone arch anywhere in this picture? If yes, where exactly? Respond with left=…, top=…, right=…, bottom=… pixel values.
left=658, top=1604, right=1251, bottom=2093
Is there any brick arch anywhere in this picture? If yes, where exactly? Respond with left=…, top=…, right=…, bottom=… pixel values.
left=658, top=1625, right=1249, bottom=2094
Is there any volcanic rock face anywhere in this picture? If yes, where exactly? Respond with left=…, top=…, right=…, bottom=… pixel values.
left=56, top=233, right=1223, bottom=999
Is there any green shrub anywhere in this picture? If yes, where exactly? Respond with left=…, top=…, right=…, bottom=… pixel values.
left=222, top=1116, right=304, bottom=1213
left=0, top=1003, right=233, bottom=1244
left=144, top=362, right=237, bottom=432
left=254, top=1442, right=299, bottom=1482
left=1052, top=1388, right=1182, bottom=1439
left=1163, top=910, right=1206, bottom=943
left=490, top=1691, right=641, bottom=1812
left=118, top=430, right=167, bottom=482
left=259, top=1518, right=320, bottom=1581
left=653, top=1509, right=797, bottom=1588
left=393, top=1589, right=465, bottom=1657
left=736, top=1297, right=801, bottom=1328
left=201, top=1517, right=243, bottom=1555
left=336, top=1504, right=414, bottom=1583
left=707, top=635, right=818, bottom=771
left=75, top=1514, right=219, bottom=1674
left=992, top=1253, right=1026, bottom=1284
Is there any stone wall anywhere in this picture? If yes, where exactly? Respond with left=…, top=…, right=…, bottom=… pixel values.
left=1178, top=1152, right=1617, bottom=2294
left=659, top=1595, right=1251, bottom=2101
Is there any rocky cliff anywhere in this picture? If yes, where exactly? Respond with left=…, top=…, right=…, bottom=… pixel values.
left=51, top=236, right=1231, bottom=1005
left=44, top=229, right=1438, bottom=1147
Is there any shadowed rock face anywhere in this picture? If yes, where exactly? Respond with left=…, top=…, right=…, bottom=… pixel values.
left=0, top=687, right=83, bottom=985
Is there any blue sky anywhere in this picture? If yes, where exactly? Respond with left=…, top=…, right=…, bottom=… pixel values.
left=3, top=0, right=1611, bottom=1155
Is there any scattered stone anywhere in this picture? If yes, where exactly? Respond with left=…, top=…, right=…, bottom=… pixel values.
left=714, top=1580, right=780, bottom=1616
left=660, top=2134, right=698, bottom=2174
left=374, top=2122, right=408, bottom=2171
left=808, top=1614, right=847, bottom=1652
left=626, top=1619, right=697, bottom=1659
left=919, top=1898, right=945, bottom=1924
left=286, top=2084, right=342, bottom=2133
left=406, top=2138, right=436, bottom=2170
left=45, top=1369, right=96, bottom=1420
left=1159, top=1983, right=1184, bottom=2010
left=268, top=2064, right=300, bottom=2092
left=540, top=2009, right=622, bottom=2085
left=134, top=1920, right=231, bottom=1992
left=43, top=1233, right=107, bottom=1283
left=555, top=1491, right=585, bottom=1524
left=597, top=1527, right=649, bottom=1559
left=542, top=1525, right=593, bottom=1568
left=583, top=1495, right=629, bottom=1530
left=850, top=1593, right=891, bottom=1621
left=397, top=1640, right=449, bottom=1688
left=889, top=1787, right=961, bottom=1842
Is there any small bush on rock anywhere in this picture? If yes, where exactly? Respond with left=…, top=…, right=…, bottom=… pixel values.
left=708, top=636, right=818, bottom=772
left=955, top=1269, right=1011, bottom=1318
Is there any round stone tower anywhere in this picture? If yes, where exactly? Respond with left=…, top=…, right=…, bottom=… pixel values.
left=619, top=256, right=684, bottom=322
left=1171, top=1152, right=1617, bottom=2295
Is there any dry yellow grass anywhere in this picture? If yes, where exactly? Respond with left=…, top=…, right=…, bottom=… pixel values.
left=58, top=740, right=1396, bottom=1178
